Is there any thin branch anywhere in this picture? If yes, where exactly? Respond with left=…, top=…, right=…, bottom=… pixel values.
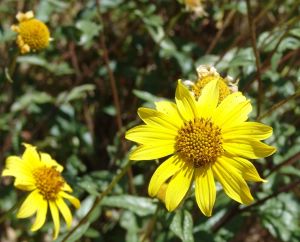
left=206, top=9, right=236, bottom=54
left=61, top=159, right=134, bottom=242
left=246, top=0, right=263, bottom=118
left=239, top=179, right=300, bottom=213
left=257, top=91, right=300, bottom=121
left=95, top=0, right=135, bottom=194
left=265, top=151, right=300, bottom=178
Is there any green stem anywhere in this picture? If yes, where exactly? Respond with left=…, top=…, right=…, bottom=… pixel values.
left=61, top=159, right=134, bottom=242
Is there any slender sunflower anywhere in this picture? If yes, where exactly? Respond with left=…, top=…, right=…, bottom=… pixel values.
left=1, top=144, right=80, bottom=239
left=126, top=80, right=276, bottom=216
left=11, top=11, right=51, bottom=54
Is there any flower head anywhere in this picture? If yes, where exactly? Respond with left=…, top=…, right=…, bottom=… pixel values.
left=187, top=65, right=238, bottom=103
left=2, top=144, right=80, bottom=239
left=184, top=0, right=207, bottom=17
left=126, top=80, right=276, bottom=216
left=11, top=11, right=50, bottom=54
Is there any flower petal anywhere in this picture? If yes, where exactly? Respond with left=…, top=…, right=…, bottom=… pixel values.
left=175, top=80, right=198, bottom=121
left=22, top=144, right=41, bottom=168
left=17, top=190, right=40, bottom=218
left=223, top=138, right=276, bottom=159
left=138, top=107, right=180, bottom=130
left=212, top=92, right=247, bottom=126
left=148, top=155, right=185, bottom=197
left=40, top=153, right=63, bottom=172
left=49, top=201, right=60, bottom=240
left=125, top=125, right=176, bottom=145
left=60, top=192, right=80, bottom=209
left=197, top=78, right=219, bottom=118
left=195, top=166, right=216, bottom=217
left=165, top=162, right=194, bottom=211
left=155, top=101, right=183, bottom=126
left=212, top=158, right=253, bottom=204
left=222, top=154, right=266, bottom=182
left=56, top=197, right=72, bottom=228
left=129, top=144, right=175, bottom=160
left=222, top=122, right=273, bottom=140
left=2, top=156, right=33, bottom=180
left=30, top=197, right=48, bottom=231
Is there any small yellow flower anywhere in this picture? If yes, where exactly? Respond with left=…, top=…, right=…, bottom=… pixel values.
left=126, top=80, right=276, bottom=216
left=11, top=11, right=50, bottom=54
left=2, top=144, right=80, bottom=239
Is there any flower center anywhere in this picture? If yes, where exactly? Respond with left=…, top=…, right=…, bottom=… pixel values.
left=18, top=19, right=50, bottom=51
left=33, top=166, right=65, bottom=201
left=175, top=118, right=223, bottom=167
left=192, top=75, right=231, bottom=103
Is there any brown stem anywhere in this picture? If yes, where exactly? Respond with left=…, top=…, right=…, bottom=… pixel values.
left=257, top=91, right=300, bottom=121
left=206, top=10, right=236, bottom=55
left=96, top=0, right=136, bottom=194
left=246, top=0, right=263, bottom=118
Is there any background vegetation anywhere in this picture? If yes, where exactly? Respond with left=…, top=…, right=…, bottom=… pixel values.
left=0, top=0, right=299, bottom=241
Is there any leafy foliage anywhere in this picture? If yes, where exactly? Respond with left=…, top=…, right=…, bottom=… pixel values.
left=0, top=0, right=299, bottom=241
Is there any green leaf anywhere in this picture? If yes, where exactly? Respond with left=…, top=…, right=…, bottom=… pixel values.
left=170, top=210, right=194, bottom=242
left=76, top=20, right=102, bottom=47
left=11, top=89, right=54, bottom=112
left=120, top=211, right=139, bottom=242
left=56, top=84, right=95, bottom=104
left=101, top=195, right=157, bottom=216
left=133, top=89, right=164, bottom=103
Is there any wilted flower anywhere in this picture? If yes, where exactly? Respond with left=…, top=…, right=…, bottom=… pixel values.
left=184, top=65, right=239, bottom=103
left=184, top=0, right=207, bottom=17
left=126, top=80, right=276, bottom=216
left=11, top=11, right=51, bottom=54
left=2, top=144, right=80, bottom=239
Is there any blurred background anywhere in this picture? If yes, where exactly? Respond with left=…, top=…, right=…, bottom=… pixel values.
left=0, top=0, right=299, bottom=241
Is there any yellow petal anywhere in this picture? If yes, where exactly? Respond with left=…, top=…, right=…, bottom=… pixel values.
left=30, top=197, right=48, bottom=231
left=125, top=125, right=177, bottom=145
left=138, top=107, right=181, bottom=130
left=222, top=122, right=273, bottom=140
left=218, top=100, right=252, bottom=129
left=212, top=92, right=246, bottom=125
left=2, top=156, right=33, bottom=180
left=40, top=152, right=63, bottom=172
left=49, top=201, right=60, bottom=240
left=222, top=154, right=266, bottom=182
left=15, top=181, right=36, bottom=191
left=155, top=101, right=184, bottom=126
left=165, top=162, right=194, bottom=211
left=62, top=183, right=73, bottom=192
left=223, top=139, right=276, bottom=159
left=129, top=144, right=175, bottom=160
left=56, top=197, right=72, bottom=228
left=195, top=166, right=216, bottom=217
left=212, top=158, right=253, bottom=204
left=60, top=192, right=80, bottom=209
left=175, top=80, right=198, bottom=121
left=148, top=155, right=185, bottom=197
left=17, top=190, right=40, bottom=218
left=22, top=144, right=41, bottom=168
left=197, top=78, right=219, bottom=118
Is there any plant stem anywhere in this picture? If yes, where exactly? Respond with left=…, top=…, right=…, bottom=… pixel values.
left=246, top=0, right=263, bottom=118
left=61, top=159, right=134, bottom=242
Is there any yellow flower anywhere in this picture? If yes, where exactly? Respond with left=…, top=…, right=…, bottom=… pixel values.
left=11, top=11, right=50, bottom=54
left=2, top=144, right=80, bottom=239
left=126, top=80, right=276, bottom=216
